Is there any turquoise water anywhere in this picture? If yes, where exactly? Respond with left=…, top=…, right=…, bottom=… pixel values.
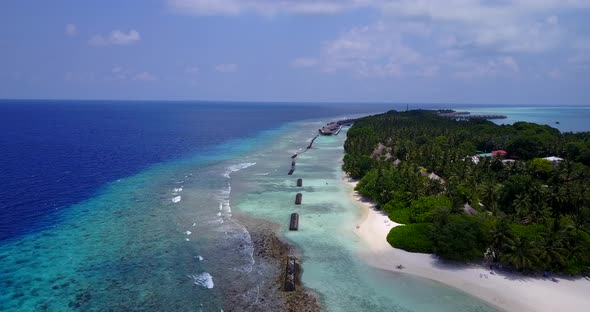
left=230, top=120, right=500, bottom=312
left=0, top=125, right=290, bottom=311
left=462, top=106, right=590, bottom=132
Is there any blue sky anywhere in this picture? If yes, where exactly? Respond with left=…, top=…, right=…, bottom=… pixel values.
left=1, top=0, right=589, bottom=105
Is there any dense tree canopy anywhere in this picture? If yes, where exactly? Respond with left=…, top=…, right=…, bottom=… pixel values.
left=344, top=110, right=590, bottom=274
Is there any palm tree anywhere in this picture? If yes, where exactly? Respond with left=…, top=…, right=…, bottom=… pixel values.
left=501, top=237, right=541, bottom=272
left=545, top=186, right=565, bottom=217
left=489, top=218, right=514, bottom=262
left=539, top=220, right=568, bottom=270
left=479, top=182, right=501, bottom=213
left=513, top=194, right=532, bottom=224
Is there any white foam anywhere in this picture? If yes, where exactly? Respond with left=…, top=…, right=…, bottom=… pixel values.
left=171, top=195, right=182, bottom=203
left=185, top=238, right=190, bottom=241
left=188, top=273, right=214, bottom=289
left=192, top=222, right=196, bottom=227
left=223, top=162, right=256, bottom=178
left=185, top=231, right=192, bottom=235
left=196, top=255, right=204, bottom=261
left=173, top=186, right=183, bottom=193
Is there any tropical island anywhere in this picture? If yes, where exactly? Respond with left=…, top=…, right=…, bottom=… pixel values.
left=343, top=109, right=590, bottom=275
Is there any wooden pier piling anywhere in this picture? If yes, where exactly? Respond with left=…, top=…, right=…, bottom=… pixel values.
left=284, top=256, right=297, bottom=291
left=291, top=161, right=296, bottom=167
left=307, top=135, right=319, bottom=149
left=288, top=168, right=294, bottom=175
left=295, top=193, right=302, bottom=205
left=297, top=178, right=302, bottom=187
left=289, top=213, right=299, bottom=231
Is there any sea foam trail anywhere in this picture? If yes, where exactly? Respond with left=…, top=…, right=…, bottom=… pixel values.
left=223, top=162, right=256, bottom=178
left=171, top=195, right=182, bottom=203
left=188, top=273, right=214, bottom=289
left=213, top=162, right=257, bottom=273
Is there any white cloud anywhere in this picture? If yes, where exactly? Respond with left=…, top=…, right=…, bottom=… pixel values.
left=185, top=66, right=200, bottom=75
left=298, top=22, right=426, bottom=78
left=451, top=57, right=521, bottom=79
left=133, top=71, right=158, bottom=81
left=65, top=24, right=78, bottom=37
left=548, top=69, right=562, bottom=80
left=88, top=30, right=141, bottom=46
left=167, top=0, right=368, bottom=16
left=170, top=0, right=590, bottom=80
left=291, top=57, right=318, bottom=68
left=168, top=0, right=590, bottom=17
left=214, top=63, right=238, bottom=73
left=103, top=67, right=156, bottom=82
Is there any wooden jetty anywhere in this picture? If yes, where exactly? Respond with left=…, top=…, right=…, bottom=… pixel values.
left=289, top=213, right=299, bottom=231
left=307, top=135, right=319, bottom=149
left=288, top=159, right=296, bottom=175
left=297, top=178, right=302, bottom=187
left=295, top=193, right=302, bottom=205
left=318, top=118, right=357, bottom=135
left=284, top=256, right=297, bottom=291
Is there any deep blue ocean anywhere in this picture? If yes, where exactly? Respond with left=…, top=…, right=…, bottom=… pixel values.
left=0, top=100, right=388, bottom=241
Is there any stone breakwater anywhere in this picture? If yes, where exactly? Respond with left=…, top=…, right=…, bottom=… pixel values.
left=226, top=214, right=321, bottom=312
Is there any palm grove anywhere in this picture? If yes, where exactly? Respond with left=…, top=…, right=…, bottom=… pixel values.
left=343, top=110, right=590, bottom=274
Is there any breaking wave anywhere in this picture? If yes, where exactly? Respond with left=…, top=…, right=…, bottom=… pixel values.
left=188, top=272, right=214, bottom=289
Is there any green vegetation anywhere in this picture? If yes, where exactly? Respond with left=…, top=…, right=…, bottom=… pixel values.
left=344, top=110, right=590, bottom=274
left=387, top=223, right=434, bottom=254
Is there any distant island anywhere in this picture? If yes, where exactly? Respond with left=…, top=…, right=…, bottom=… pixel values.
left=343, top=109, right=590, bottom=274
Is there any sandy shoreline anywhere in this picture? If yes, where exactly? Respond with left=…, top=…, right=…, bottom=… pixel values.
left=344, top=178, right=590, bottom=312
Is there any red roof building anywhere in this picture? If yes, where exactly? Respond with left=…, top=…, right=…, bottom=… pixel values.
left=492, top=150, right=507, bottom=157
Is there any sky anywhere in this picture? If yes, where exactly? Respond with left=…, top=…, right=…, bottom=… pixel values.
left=1, top=0, right=589, bottom=105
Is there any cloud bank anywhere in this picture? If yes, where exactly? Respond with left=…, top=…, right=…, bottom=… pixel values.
left=88, top=30, right=141, bottom=46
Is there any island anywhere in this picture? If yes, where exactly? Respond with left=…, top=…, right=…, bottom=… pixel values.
left=343, top=109, right=590, bottom=311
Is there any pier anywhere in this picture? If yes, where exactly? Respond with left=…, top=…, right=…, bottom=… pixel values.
left=289, top=213, right=299, bottom=231
left=319, top=118, right=357, bottom=135
left=288, top=159, right=296, bottom=175
left=284, top=256, right=298, bottom=291
left=295, top=193, right=302, bottom=205
left=307, top=135, right=319, bottom=149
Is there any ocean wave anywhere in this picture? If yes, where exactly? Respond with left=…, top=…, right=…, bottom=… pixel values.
left=171, top=195, right=182, bottom=203
left=222, top=162, right=256, bottom=178
left=188, top=272, right=214, bottom=289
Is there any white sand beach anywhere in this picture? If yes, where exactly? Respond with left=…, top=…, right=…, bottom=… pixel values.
left=345, top=178, right=590, bottom=312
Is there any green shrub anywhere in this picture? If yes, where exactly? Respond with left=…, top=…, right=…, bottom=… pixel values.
left=389, top=208, right=411, bottom=224
left=387, top=223, right=434, bottom=254
left=510, top=224, right=545, bottom=241
left=432, top=215, right=489, bottom=261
